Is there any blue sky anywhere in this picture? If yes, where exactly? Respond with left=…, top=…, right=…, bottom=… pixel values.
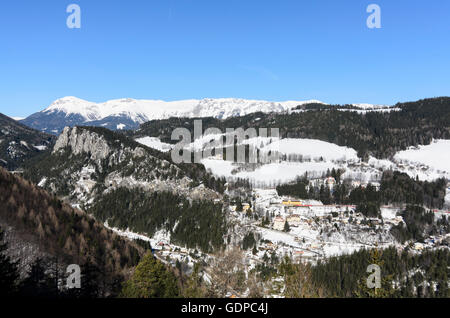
left=1, top=0, right=449, bottom=117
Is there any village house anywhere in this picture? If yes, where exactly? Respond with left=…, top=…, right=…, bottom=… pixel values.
left=295, top=206, right=312, bottom=215
left=309, top=176, right=336, bottom=191
left=273, top=216, right=286, bottom=231
left=293, top=250, right=304, bottom=260
left=286, top=214, right=301, bottom=227
left=282, top=199, right=303, bottom=207
left=414, top=242, right=425, bottom=251
left=263, top=241, right=277, bottom=251
left=325, top=176, right=336, bottom=189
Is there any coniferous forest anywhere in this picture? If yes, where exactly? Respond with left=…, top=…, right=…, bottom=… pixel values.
left=89, top=188, right=227, bottom=253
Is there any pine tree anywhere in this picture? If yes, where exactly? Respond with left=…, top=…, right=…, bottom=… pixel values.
left=182, top=263, right=206, bottom=298
left=283, top=221, right=290, bottom=232
left=20, top=258, right=58, bottom=297
left=0, top=228, right=20, bottom=296
left=120, top=253, right=180, bottom=298
left=354, top=248, right=395, bottom=298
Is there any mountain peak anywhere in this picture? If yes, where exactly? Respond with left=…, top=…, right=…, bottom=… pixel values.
left=44, top=96, right=100, bottom=121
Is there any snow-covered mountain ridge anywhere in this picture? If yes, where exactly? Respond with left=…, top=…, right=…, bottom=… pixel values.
left=21, top=96, right=327, bottom=134
left=42, top=96, right=326, bottom=122
left=21, top=96, right=392, bottom=134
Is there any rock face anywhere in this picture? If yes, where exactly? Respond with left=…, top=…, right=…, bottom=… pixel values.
left=53, top=126, right=112, bottom=161
left=35, top=126, right=221, bottom=205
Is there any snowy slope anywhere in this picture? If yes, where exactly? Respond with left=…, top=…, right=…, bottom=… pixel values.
left=197, top=137, right=357, bottom=184
left=43, top=97, right=102, bottom=121
left=394, top=140, right=450, bottom=174
left=199, top=136, right=450, bottom=187
left=135, top=136, right=173, bottom=152
left=186, top=135, right=358, bottom=162
left=261, top=138, right=358, bottom=161
left=202, top=159, right=338, bottom=185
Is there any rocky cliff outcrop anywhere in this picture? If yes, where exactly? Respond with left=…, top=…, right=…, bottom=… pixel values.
left=53, top=126, right=112, bottom=161
left=31, top=126, right=221, bottom=205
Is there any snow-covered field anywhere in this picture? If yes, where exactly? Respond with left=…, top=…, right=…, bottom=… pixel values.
left=202, top=159, right=337, bottom=184
left=261, top=138, right=358, bottom=161
left=136, top=136, right=173, bottom=152
left=200, top=137, right=450, bottom=186
left=189, top=135, right=358, bottom=162
left=381, top=207, right=400, bottom=219
left=198, top=137, right=362, bottom=184
left=394, top=140, right=450, bottom=175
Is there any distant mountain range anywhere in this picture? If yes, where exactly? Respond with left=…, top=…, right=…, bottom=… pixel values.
left=20, top=97, right=334, bottom=134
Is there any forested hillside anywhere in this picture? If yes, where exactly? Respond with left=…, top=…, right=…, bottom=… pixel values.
left=0, top=167, right=143, bottom=289
left=131, top=97, right=450, bottom=159
left=0, top=113, right=55, bottom=170
left=306, top=247, right=450, bottom=297
left=277, top=171, right=447, bottom=209
left=89, top=188, right=227, bottom=252
left=22, top=126, right=225, bottom=205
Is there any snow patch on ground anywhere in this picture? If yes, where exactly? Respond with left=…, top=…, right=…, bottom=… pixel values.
left=104, top=222, right=152, bottom=242
left=33, top=145, right=47, bottom=151
left=20, top=141, right=29, bottom=149
left=262, top=138, right=358, bottom=161
left=202, top=159, right=337, bottom=184
left=135, top=137, right=173, bottom=152
left=37, top=178, right=47, bottom=187
left=394, top=140, right=450, bottom=174
left=381, top=207, right=400, bottom=219
left=322, top=243, right=365, bottom=257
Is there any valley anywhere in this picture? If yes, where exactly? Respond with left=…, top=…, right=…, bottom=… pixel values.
left=1, top=96, right=450, bottom=298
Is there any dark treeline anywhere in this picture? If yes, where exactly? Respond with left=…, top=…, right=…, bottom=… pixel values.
left=0, top=242, right=121, bottom=298
left=0, top=168, right=185, bottom=298
left=276, top=170, right=447, bottom=212
left=390, top=205, right=450, bottom=243
left=308, top=247, right=450, bottom=298
left=242, top=232, right=257, bottom=250
left=89, top=188, right=227, bottom=253
left=380, top=170, right=446, bottom=209
left=132, top=97, right=450, bottom=159
left=0, top=227, right=186, bottom=298
left=276, top=169, right=344, bottom=202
